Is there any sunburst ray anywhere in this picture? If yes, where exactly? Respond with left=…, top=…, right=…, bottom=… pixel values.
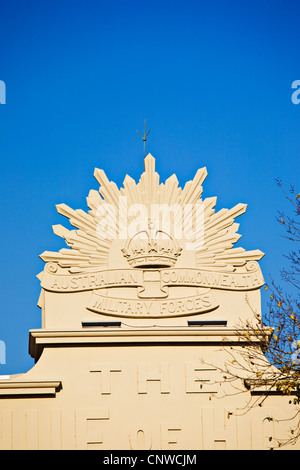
left=39, top=153, right=264, bottom=270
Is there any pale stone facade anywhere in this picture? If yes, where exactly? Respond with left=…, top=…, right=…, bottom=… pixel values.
left=0, top=155, right=298, bottom=450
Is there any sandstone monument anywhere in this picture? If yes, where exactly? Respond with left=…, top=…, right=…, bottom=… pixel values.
left=0, top=153, right=299, bottom=449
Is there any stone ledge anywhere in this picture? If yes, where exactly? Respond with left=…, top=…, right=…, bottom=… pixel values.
left=0, top=380, right=62, bottom=397
left=29, top=327, right=272, bottom=360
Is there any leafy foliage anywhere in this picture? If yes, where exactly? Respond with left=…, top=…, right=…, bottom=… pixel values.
left=212, top=181, right=300, bottom=447
left=263, top=180, right=300, bottom=403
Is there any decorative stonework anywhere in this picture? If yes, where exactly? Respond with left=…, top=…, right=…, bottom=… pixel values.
left=121, top=230, right=183, bottom=268
left=37, top=154, right=265, bottom=320
left=39, top=154, right=264, bottom=271
left=2, top=152, right=297, bottom=451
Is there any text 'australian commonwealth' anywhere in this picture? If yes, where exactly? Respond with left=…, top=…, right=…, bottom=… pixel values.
left=87, top=291, right=218, bottom=318
left=41, top=266, right=264, bottom=293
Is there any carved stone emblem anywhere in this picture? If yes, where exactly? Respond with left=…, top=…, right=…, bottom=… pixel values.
left=38, top=154, right=264, bottom=319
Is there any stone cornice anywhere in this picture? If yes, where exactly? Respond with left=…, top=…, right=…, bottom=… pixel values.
left=29, top=327, right=272, bottom=361
left=0, top=380, right=61, bottom=397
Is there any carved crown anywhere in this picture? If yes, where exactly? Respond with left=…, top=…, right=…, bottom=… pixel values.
left=121, top=230, right=182, bottom=268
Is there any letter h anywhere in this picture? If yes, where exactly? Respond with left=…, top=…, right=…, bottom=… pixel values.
left=137, top=363, right=170, bottom=394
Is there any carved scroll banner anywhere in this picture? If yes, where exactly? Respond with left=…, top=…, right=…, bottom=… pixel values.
left=87, top=289, right=218, bottom=318
left=41, top=264, right=264, bottom=293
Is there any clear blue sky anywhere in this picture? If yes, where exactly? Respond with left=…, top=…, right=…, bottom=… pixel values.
left=0, top=0, right=299, bottom=374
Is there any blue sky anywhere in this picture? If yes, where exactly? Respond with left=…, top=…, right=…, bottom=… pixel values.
left=0, top=0, right=299, bottom=374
